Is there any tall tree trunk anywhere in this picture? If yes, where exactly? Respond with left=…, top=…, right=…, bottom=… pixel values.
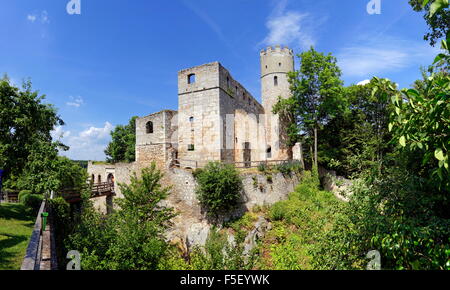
left=314, top=127, right=318, bottom=169
left=299, top=141, right=305, bottom=169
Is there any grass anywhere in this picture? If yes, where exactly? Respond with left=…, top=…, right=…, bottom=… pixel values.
left=0, top=203, right=35, bottom=270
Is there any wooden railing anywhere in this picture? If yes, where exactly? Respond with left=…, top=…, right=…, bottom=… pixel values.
left=59, top=182, right=115, bottom=204
left=91, top=182, right=115, bottom=196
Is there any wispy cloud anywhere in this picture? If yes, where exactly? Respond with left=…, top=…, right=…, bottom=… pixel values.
left=26, top=10, right=50, bottom=24
left=52, top=122, right=114, bottom=161
left=66, top=96, right=84, bottom=108
left=337, top=36, right=439, bottom=78
left=27, top=14, right=37, bottom=23
left=181, top=0, right=234, bottom=53
left=261, top=0, right=324, bottom=51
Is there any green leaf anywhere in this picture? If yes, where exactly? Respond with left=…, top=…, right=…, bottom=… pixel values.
left=435, top=148, right=445, bottom=161
left=399, top=136, right=406, bottom=147
left=423, top=0, right=430, bottom=7
left=388, top=123, right=394, bottom=132
left=429, top=0, right=449, bottom=18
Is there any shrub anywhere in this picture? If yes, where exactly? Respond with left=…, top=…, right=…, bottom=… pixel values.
left=195, top=162, right=242, bottom=218
left=257, top=162, right=268, bottom=172
left=47, top=197, right=72, bottom=268
left=23, top=194, right=44, bottom=212
left=275, top=161, right=303, bottom=175
left=18, top=190, right=32, bottom=204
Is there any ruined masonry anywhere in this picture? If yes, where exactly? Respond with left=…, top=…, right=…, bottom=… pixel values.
left=87, top=46, right=303, bottom=228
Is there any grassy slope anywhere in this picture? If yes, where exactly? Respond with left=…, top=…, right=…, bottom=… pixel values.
left=0, top=203, right=35, bottom=270
left=238, top=172, right=342, bottom=270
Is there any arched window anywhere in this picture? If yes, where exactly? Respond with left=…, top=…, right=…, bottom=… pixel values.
left=188, top=74, right=196, bottom=84
left=266, top=146, right=272, bottom=158
left=189, top=117, right=194, bottom=123
left=146, top=121, right=153, bottom=134
left=274, top=76, right=278, bottom=86
left=98, top=175, right=102, bottom=183
left=279, top=62, right=282, bottom=67
left=91, top=174, right=95, bottom=184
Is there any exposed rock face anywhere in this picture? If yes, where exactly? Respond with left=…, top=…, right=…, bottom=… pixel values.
left=185, top=222, right=211, bottom=250
left=243, top=216, right=271, bottom=255
left=320, top=168, right=353, bottom=202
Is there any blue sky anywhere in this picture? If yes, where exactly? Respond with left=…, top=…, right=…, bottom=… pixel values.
left=0, top=0, right=440, bottom=160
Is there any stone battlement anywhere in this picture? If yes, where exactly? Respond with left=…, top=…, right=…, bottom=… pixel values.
left=260, top=45, right=294, bottom=56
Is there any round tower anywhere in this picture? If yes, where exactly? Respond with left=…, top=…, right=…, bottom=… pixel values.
left=260, top=45, right=295, bottom=160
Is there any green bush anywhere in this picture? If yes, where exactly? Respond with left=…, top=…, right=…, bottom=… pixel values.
left=23, top=194, right=44, bottom=212
left=18, top=190, right=32, bottom=204
left=275, top=161, right=303, bottom=175
left=195, top=162, right=242, bottom=218
left=47, top=197, right=72, bottom=268
left=257, top=162, right=268, bottom=172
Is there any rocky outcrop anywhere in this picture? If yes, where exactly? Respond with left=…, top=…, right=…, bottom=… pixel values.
left=243, top=216, right=271, bottom=255
left=320, top=168, right=353, bottom=202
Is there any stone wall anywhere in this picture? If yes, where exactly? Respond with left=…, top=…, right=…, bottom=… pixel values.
left=163, top=168, right=301, bottom=248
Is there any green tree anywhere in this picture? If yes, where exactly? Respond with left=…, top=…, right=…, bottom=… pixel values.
left=104, top=116, right=137, bottom=163
left=409, top=0, right=449, bottom=46
left=0, top=76, right=76, bottom=193
left=274, top=47, right=345, bottom=169
left=195, top=162, right=242, bottom=219
left=319, top=79, right=396, bottom=176
left=67, top=163, right=177, bottom=270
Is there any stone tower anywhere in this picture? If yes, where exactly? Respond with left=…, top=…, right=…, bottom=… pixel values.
left=260, top=45, right=295, bottom=160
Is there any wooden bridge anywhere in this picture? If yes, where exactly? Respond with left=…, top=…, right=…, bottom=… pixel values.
left=61, top=182, right=115, bottom=204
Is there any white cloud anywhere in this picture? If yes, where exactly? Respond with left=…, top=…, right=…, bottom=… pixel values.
left=357, top=79, right=371, bottom=86
left=41, top=10, right=49, bottom=24
left=27, top=14, right=37, bottom=23
left=26, top=10, right=50, bottom=24
left=66, top=96, right=84, bottom=108
left=337, top=37, right=440, bottom=78
left=261, top=1, right=322, bottom=51
left=51, top=126, right=71, bottom=140
left=52, top=122, right=114, bottom=161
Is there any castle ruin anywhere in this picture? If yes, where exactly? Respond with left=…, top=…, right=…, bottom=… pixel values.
left=88, top=45, right=301, bottom=199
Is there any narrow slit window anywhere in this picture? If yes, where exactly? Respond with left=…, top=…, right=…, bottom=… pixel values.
left=274, top=76, right=278, bottom=86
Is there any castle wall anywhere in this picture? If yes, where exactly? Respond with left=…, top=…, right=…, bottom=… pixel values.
left=135, top=110, right=178, bottom=170
left=217, top=64, right=265, bottom=163
left=177, top=63, right=222, bottom=167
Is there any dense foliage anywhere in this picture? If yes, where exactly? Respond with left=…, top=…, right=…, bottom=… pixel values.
left=195, top=162, right=243, bottom=218
left=66, top=163, right=177, bottom=270
left=409, top=0, right=449, bottom=46
left=0, top=77, right=86, bottom=195
left=104, top=116, right=137, bottom=163
left=319, top=80, right=396, bottom=176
